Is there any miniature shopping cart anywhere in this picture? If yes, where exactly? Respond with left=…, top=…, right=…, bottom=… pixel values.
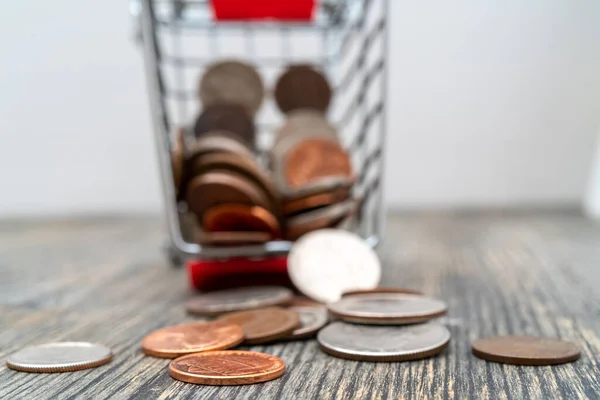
left=132, top=0, right=389, bottom=270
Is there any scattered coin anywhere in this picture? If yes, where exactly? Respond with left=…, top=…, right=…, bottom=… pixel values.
left=285, top=199, right=356, bottom=240
left=275, top=65, right=331, bottom=113
left=218, top=307, right=300, bottom=344
left=193, top=104, right=256, bottom=147
left=328, top=293, right=447, bottom=325
left=187, top=286, right=294, bottom=316
left=170, top=350, right=285, bottom=385
left=186, top=170, right=272, bottom=217
left=199, top=60, right=264, bottom=115
left=281, top=307, right=328, bottom=340
left=195, top=230, right=271, bottom=246
left=141, top=321, right=244, bottom=358
left=287, top=229, right=381, bottom=303
left=283, top=138, right=352, bottom=190
left=203, top=204, right=280, bottom=238
left=317, top=322, right=451, bottom=362
left=471, top=335, right=581, bottom=366
left=6, top=342, right=112, bottom=373
left=281, top=187, right=350, bottom=216
left=286, top=296, right=326, bottom=308
left=343, top=287, right=424, bottom=296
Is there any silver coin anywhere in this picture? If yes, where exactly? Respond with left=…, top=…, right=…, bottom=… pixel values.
left=328, top=293, right=447, bottom=325
left=285, top=199, right=357, bottom=241
left=6, top=342, right=112, bottom=373
left=186, top=286, right=294, bottom=316
left=199, top=60, right=264, bottom=115
left=281, top=307, right=329, bottom=340
left=317, top=322, right=450, bottom=361
left=273, top=109, right=337, bottom=147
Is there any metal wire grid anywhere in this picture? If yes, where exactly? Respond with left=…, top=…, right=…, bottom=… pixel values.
left=136, top=0, right=388, bottom=259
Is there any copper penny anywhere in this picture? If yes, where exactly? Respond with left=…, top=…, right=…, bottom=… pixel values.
left=471, top=336, right=581, bottom=366
left=274, top=109, right=337, bottom=147
left=141, top=321, right=244, bottom=359
left=285, top=199, right=356, bottom=241
left=284, top=138, right=352, bottom=189
left=191, top=152, right=278, bottom=210
left=169, top=350, right=285, bottom=385
left=194, top=104, right=256, bottom=147
left=195, top=230, right=271, bottom=246
left=186, top=170, right=271, bottom=217
left=343, top=287, right=424, bottom=296
left=203, top=204, right=280, bottom=238
left=275, top=65, right=331, bottom=113
left=282, top=187, right=350, bottom=216
left=217, top=307, right=300, bottom=344
left=199, top=60, right=264, bottom=115
left=187, top=286, right=294, bottom=316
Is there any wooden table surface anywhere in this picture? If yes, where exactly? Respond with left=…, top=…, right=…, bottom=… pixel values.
left=1, top=212, right=599, bottom=399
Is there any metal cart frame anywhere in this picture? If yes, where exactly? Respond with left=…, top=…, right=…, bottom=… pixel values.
left=133, top=0, right=389, bottom=263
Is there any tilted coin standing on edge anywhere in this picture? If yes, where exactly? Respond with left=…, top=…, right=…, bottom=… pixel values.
left=327, top=293, right=448, bottom=325
left=141, top=321, right=244, bottom=358
left=471, top=335, right=581, bottom=366
left=317, top=322, right=451, bottom=362
left=199, top=60, right=264, bottom=115
left=287, top=229, right=381, bottom=304
left=186, top=286, right=294, bottom=316
left=6, top=342, right=112, bottom=373
left=169, top=350, right=285, bottom=385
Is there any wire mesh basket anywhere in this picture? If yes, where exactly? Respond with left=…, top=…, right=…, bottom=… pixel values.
left=134, top=0, right=388, bottom=262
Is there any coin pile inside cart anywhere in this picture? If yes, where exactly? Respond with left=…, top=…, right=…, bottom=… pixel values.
left=172, top=60, right=357, bottom=245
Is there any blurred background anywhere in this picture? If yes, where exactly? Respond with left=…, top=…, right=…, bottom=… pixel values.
left=1, top=0, right=599, bottom=218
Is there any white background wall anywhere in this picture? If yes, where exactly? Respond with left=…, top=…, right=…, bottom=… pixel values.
left=1, top=0, right=599, bottom=217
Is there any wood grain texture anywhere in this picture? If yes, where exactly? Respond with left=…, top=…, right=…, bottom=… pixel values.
left=1, top=212, right=599, bottom=399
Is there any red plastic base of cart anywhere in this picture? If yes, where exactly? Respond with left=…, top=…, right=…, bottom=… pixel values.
left=210, top=0, right=316, bottom=21
left=187, top=256, right=292, bottom=291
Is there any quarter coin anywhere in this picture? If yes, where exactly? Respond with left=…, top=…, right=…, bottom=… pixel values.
left=169, top=350, right=285, bottom=385
left=281, top=307, right=328, bottom=340
left=285, top=199, right=356, bottom=241
left=275, top=65, right=331, bottom=113
left=199, top=60, right=264, bottom=115
left=141, top=321, right=244, bottom=358
left=193, top=104, right=256, bottom=147
left=317, top=322, right=450, bottom=362
left=328, top=293, right=447, bottom=325
left=186, top=170, right=272, bottom=217
left=471, top=335, right=581, bottom=366
left=287, top=229, right=381, bottom=303
left=6, top=342, right=112, bottom=373
left=187, top=286, right=294, bottom=316
left=203, top=204, right=280, bottom=238
left=217, top=307, right=300, bottom=344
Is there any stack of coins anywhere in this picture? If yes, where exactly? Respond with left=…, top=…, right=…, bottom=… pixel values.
left=272, top=65, right=356, bottom=240
left=170, top=61, right=357, bottom=245
left=176, top=61, right=281, bottom=246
